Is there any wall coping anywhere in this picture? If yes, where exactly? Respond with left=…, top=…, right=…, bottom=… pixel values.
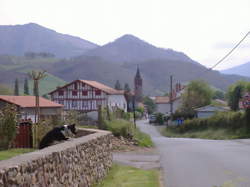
left=0, top=128, right=112, bottom=170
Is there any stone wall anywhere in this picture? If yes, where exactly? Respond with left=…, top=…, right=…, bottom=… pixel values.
left=0, top=129, right=113, bottom=187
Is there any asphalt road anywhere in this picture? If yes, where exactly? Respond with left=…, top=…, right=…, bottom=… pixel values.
left=137, top=120, right=250, bottom=187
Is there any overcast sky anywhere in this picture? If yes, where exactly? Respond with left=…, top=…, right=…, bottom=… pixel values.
left=0, top=0, right=249, bottom=70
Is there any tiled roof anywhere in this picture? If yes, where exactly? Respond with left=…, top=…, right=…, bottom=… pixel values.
left=155, top=96, right=170, bottom=104
left=80, top=80, right=124, bottom=95
left=154, top=96, right=181, bottom=104
left=0, top=96, right=63, bottom=108
left=49, top=80, right=124, bottom=95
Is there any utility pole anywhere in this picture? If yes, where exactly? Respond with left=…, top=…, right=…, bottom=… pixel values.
left=133, top=96, right=136, bottom=128
left=170, top=75, right=173, bottom=119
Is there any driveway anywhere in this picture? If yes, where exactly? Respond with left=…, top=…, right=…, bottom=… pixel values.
left=137, top=120, right=250, bottom=187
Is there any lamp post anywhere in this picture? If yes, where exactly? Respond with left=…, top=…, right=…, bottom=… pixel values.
left=132, top=95, right=136, bottom=128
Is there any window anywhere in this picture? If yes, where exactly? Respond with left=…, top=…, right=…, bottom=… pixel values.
left=82, top=90, right=88, bottom=96
left=82, top=83, right=85, bottom=87
left=95, top=90, right=101, bottom=95
left=72, top=100, right=77, bottom=107
left=58, top=100, right=64, bottom=105
left=72, top=90, right=77, bottom=96
left=59, top=90, right=64, bottom=96
left=97, top=100, right=102, bottom=106
left=82, top=101, right=88, bottom=108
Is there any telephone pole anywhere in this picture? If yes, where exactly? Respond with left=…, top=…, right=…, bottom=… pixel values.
left=170, top=75, right=173, bottom=118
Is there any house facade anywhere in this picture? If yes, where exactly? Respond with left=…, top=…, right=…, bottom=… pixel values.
left=49, top=80, right=127, bottom=112
left=154, top=83, right=185, bottom=115
left=0, top=96, right=63, bottom=122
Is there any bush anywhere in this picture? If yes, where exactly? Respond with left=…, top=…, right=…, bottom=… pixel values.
left=175, top=111, right=245, bottom=133
left=155, top=112, right=165, bottom=125
left=0, top=105, right=17, bottom=150
left=105, top=119, right=134, bottom=138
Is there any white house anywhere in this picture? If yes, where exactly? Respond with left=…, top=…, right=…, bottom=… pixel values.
left=154, top=83, right=185, bottom=114
left=195, top=105, right=230, bottom=118
left=49, top=80, right=127, bottom=113
left=0, top=95, right=63, bottom=122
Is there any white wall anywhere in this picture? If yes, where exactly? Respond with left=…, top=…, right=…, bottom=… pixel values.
left=107, top=95, right=127, bottom=112
left=156, top=98, right=181, bottom=114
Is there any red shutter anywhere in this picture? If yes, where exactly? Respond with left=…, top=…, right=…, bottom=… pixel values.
left=95, top=90, right=101, bottom=95
left=82, top=90, right=88, bottom=96
left=72, top=90, right=77, bottom=96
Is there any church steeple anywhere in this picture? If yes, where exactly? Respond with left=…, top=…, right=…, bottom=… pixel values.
left=135, top=65, right=141, bottom=79
left=134, top=65, right=143, bottom=102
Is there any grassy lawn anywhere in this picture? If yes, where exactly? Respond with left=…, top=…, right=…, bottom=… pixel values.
left=0, top=148, right=35, bottom=161
left=93, top=164, right=160, bottom=187
left=162, top=127, right=250, bottom=140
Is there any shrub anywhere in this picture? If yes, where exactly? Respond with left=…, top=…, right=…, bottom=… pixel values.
left=0, top=105, right=17, bottom=150
left=175, top=111, right=245, bottom=133
left=105, top=119, right=134, bottom=138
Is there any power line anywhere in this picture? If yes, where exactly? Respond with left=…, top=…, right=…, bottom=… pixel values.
left=196, top=31, right=250, bottom=79
left=208, top=31, right=250, bottom=70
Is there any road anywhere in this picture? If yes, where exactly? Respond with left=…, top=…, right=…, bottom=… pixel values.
left=137, top=120, right=250, bottom=187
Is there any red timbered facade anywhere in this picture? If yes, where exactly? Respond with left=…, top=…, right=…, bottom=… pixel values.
left=49, top=80, right=127, bottom=112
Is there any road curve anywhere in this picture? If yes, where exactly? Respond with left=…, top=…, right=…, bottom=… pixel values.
left=137, top=120, right=250, bottom=187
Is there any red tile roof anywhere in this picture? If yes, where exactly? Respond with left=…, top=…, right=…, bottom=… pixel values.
left=155, top=96, right=170, bottom=104
left=49, top=80, right=124, bottom=95
left=0, top=96, right=63, bottom=108
left=80, top=80, right=124, bottom=95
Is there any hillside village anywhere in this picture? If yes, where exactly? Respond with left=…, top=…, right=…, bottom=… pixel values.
left=0, top=23, right=250, bottom=187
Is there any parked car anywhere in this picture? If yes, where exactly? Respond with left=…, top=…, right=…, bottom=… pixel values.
left=149, top=114, right=156, bottom=124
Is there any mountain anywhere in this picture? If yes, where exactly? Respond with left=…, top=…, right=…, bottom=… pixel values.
left=84, top=34, right=200, bottom=65
left=0, top=23, right=98, bottom=58
left=221, top=62, right=250, bottom=77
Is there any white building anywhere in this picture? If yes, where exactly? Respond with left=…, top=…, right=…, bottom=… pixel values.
left=49, top=80, right=127, bottom=113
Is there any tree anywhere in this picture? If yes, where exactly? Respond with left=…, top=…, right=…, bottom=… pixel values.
left=24, top=78, right=29, bottom=95
left=181, top=80, right=213, bottom=111
left=115, top=80, right=122, bottom=90
left=14, top=78, right=19, bottom=96
left=226, top=81, right=246, bottom=111
left=143, top=96, right=156, bottom=114
left=28, top=70, right=47, bottom=122
left=212, top=90, right=225, bottom=100
left=124, top=83, right=131, bottom=92
left=0, top=104, right=17, bottom=150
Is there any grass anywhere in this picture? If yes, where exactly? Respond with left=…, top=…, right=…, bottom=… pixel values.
left=105, top=119, right=153, bottom=147
left=134, top=128, right=154, bottom=147
left=93, top=164, right=160, bottom=187
left=162, top=127, right=250, bottom=140
left=0, top=148, right=35, bottom=161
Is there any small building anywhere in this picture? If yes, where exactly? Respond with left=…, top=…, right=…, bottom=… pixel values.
left=0, top=95, right=63, bottom=122
left=154, top=83, right=185, bottom=114
left=195, top=105, right=230, bottom=118
left=49, top=80, right=127, bottom=113
left=155, top=96, right=181, bottom=115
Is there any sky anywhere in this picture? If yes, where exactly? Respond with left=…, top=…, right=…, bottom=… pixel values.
left=0, top=0, right=249, bottom=70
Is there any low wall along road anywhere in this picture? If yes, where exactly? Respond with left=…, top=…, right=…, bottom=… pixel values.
left=0, top=128, right=113, bottom=187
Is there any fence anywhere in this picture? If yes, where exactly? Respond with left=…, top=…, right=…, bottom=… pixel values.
left=12, top=120, right=33, bottom=148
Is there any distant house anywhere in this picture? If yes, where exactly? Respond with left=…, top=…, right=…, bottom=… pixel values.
left=154, top=83, right=185, bottom=114
left=0, top=95, right=63, bottom=122
left=49, top=80, right=127, bottom=113
left=155, top=96, right=181, bottom=114
left=195, top=105, right=230, bottom=118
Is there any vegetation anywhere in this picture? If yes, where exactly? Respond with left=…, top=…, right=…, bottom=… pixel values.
left=143, top=96, right=156, bottom=114
left=94, top=164, right=160, bottom=187
left=24, top=78, right=29, bottom=95
left=14, top=78, right=19, bottom=96
left=226, top=81, right=250, bottom=111
left=0, top=148, right=35, bottom=161
left=0, top=105, right=17, bottom=150
left=181, top=80, right=213, bottom=111
left=124, top=83, right=131, bottom=92
left=164, top=111, right=250, bottom=139
left=105, top=119, right=153, bottom=147
left=0, top=84, right=12, bottom=95
left=212, top=90, right=225, bottom=100
left=114, top=80, right=122, bottom=90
